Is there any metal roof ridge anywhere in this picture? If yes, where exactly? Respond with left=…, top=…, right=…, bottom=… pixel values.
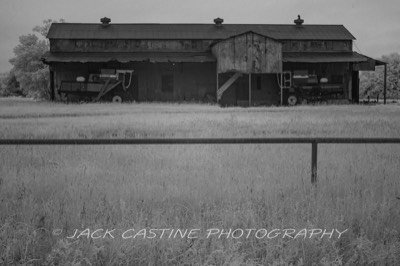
left=51, top=22, right=348, bottom=26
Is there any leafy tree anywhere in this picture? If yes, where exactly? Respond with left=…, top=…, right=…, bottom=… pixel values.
left=0, top=70, right=21, bottom=96
left=9, top=19, right=64, bottom=99
left=9, top=34, right=48, bottom=98
left=33, top=18, right=65, bottom=43
left=360, top=53, right=400, bottom=100
left=382, top=53, right=400, bottom=98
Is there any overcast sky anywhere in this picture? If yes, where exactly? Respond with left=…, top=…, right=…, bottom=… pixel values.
left=0, top=0, right=399, bottom=73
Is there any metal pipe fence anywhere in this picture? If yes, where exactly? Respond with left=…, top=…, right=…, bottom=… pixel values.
left=1, top=138, right=400, bottom=184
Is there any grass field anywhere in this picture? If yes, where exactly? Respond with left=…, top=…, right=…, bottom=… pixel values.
left=0, top=98, right=400, bottom=265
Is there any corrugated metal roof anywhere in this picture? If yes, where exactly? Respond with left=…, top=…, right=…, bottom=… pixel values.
left=353, top=52, right=386, bottom=65
left=47, top=23, right=356, bottom=40
left=282, top=52, right=368, bottom=63
left=41, top=52, right=216, bottom=63
left=43, top=51, right=375, bottom=64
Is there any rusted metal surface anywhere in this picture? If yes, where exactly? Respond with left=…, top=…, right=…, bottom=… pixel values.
left=47, top=23, right=356, bottom=40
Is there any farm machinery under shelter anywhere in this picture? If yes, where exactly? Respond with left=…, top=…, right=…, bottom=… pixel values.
left=281, top=70, right=345, bottom=106
left=59, top=69, right=134, bottom=102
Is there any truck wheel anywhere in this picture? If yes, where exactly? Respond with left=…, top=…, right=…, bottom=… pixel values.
left=112, top=95, right=122, bottom=103
left=287, top=95, right=298, bottom=106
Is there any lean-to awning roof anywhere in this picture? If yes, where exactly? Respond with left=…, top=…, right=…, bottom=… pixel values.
left=41, top=52, right=216, bottom=64
left=282, top=52, right=386, bottom=71
left=282, top=52, right=370, bottom=63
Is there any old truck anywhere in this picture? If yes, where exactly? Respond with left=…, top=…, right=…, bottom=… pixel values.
left=282, top=71, right=344, bottom=106
left=58, top=69, right=135, bottom=102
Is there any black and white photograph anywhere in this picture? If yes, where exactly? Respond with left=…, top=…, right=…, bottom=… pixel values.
left=0, top=0, right=399, bottom=265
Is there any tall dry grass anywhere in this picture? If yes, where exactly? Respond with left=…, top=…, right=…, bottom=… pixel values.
left=0, top=99, right=399, bottom=265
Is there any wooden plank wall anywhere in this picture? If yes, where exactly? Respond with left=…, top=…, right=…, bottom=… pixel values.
left=281, top=40, right=353, bottom=52
left=50, top=40, right=215, bottom=53
left=212, top=32, right=282, bottom=74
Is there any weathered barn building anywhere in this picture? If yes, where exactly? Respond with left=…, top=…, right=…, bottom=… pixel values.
left=42, top=16, right=386, bottom=106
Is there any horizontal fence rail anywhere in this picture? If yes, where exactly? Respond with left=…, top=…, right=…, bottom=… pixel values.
left=1, top=138, right=400, bottom=185
left=1, top=138, right=400, bottom=145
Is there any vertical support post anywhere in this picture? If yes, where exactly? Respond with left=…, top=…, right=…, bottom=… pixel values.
left=249, top=73, right=252, bottom=107
left=384, top=64, right=387, bottom=105
left=311, top=141, right=318, bottom=184
left=50, top=70, right=55, bottom=101
left=349, top=63, right=353, bottom=102
left=216, top=71, right=219, bottom=104
left=280, top=72, right=283, bottom=106
left=216, top=45, right=220, bottom=105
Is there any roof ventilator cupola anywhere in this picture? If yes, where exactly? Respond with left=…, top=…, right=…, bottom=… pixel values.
left=294, top=15, right=304, bottom=26
left=101, top=17, right=111, bottom=27
left=214, top=17, right=224, bottom=27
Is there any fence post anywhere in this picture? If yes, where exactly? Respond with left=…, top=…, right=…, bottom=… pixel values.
left=311, top=141, right=318, bottom=184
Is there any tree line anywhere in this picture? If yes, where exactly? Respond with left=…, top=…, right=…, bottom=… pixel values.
left=0, top=19, right=64, bottom=99
left=360, top=53, right=400, bottom=101
left=0, top=20, right=399, bottom=101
